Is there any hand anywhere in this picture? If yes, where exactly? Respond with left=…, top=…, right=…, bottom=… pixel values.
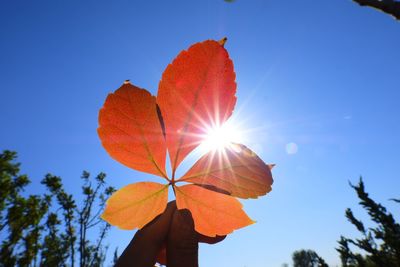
left=115, top=201, right=225, bottom=267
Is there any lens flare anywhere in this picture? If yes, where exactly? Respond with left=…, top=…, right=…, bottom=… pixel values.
left=200, top=121, right=244, bottom=152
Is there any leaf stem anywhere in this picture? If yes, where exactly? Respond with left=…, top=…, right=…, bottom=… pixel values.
left=171, top=184, right=176, bottom=196
left=171, top=169, right=175, bottom=183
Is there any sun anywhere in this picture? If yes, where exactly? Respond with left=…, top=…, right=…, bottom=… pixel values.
left=200, top=120, right=245, bottom=152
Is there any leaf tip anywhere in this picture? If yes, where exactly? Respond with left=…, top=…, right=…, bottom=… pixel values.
left=218, top=37, right=228, bottom=46
left=268, top=164, right=276, bottom=170
left=100, top=211, right=107, bottom=222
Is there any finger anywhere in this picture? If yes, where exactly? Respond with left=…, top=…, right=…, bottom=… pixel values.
left=167, top=208, right=199, bottom=267
left=198, top=234, right=226, bottom=244
left=115, top=201, right=176, bottom=267
left=138, top=200, right=177, bottom=244
left=155, top=204, right=225, bottom=266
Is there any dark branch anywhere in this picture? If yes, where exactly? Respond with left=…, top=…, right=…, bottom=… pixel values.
left=352, top=0, right=400, bottom=20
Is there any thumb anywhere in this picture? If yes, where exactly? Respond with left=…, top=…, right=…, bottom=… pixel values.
left=167, top=209, right=199, bottom=267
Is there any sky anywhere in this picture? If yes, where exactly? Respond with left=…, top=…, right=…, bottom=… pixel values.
left=1, top=0, right=400, bottom=266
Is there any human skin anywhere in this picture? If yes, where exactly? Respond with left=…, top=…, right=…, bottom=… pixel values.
left=115, top=201, right=225, bottom=267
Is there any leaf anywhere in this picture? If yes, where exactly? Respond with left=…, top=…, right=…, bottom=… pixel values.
left=178, top=143, right=273, bottom=199
left=157, top=40, right=237, bottom=173
left=98, top=39, right=275, bottom=237
left=175, top=184, right=254, bottom=237
left=101, top=182, right=168, bottom=230
left=98, top=82, right=168, bottom=179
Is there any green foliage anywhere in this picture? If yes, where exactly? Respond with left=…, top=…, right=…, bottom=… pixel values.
left=292, top=249, right=328, bottom=267
left=336, top=178, right=400, bottom=267
left=0, top=150, right=116, bottom=267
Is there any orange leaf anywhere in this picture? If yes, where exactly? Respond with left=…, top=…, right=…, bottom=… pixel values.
left=101, top=182, right=168, bottom=230
left=178, top=143, right=273, bottom=199
left=98, top=82, right=168, bottom=179
left=175, top=184, right=254, bottom=237
left=157, top=40, right=237, bottom=173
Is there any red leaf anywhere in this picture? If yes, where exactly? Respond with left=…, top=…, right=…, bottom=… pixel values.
left=98, top=39, right=275, bottom=238
left=98, top=82, right=168, bottom=179
left=178, top=143, right=273, bottom=199
left=175, top=184, right=254, bottom=237
left=157, top=40, right=237, bottom=173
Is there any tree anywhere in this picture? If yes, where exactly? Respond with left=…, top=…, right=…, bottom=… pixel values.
left=0, top=150, right=115, bottom=266
left=352, top=0, right=400, bottom=20
left=336, top=178, right=400, bottom=267
left=292, top=249, right=328, bottom=267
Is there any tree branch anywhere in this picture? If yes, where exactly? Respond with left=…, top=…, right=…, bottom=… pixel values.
left=352, top=0, right=400, bottom=20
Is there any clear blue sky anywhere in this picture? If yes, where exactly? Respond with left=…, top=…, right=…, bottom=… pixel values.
left=1, top=1, right=399, bottom=266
